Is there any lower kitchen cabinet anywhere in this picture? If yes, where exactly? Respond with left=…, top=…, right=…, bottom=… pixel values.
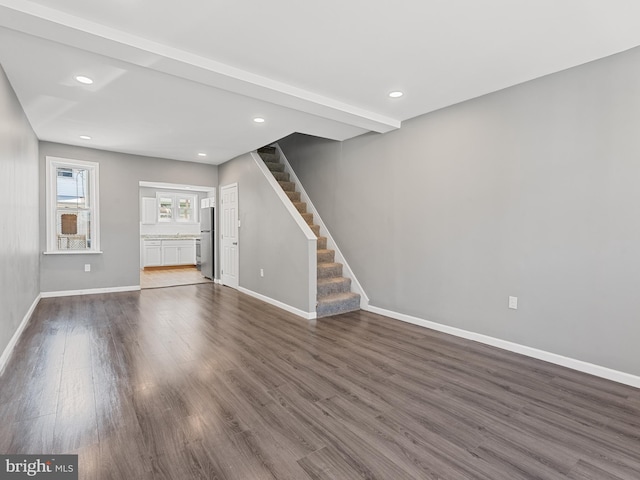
left=143, top=240, right=162, bottom=266
left=162, top=240, right=195, bottom=266
left=143, top=239, right=196, bottom=267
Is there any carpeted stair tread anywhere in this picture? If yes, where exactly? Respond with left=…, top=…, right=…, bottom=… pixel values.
left=317, top=291, right=360, bottom=305
left=317, top=236, right=327, bottom=249
left=278, top=180, right=296, bottom=191
left=317, top=276, right=351, bottom=296
left=285, top=191, right=301, bottom=202
left=317, top=262, right=342, bottom=278
left=310, top=224, right=320, bottom=236
left=317, top=249, right=335, bottom=264
left=264, top=161, right=284, bottom=172
left=257, top=146, right=276, bottom=154
left=258, top=151, right=280, bottom=163
left=301, top=213, right=314, bottom=224
left=317, top=292, right=361, bottom=318
left=272, top=171, right=290, bottom=182
left=293, top=202, right=307, bottom=213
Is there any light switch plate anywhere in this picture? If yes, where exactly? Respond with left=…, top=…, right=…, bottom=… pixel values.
left=508, top=296, right=518, bottom=309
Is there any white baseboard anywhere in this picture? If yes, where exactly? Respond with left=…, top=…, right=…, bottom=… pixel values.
left=238, top=287, right=317, bottom=320
left=365, top=305, right=640, bottom=389
left=0, top=294, right=41, bottom=375
left=41, top=285, right=141, bottom=298
left=214, top=278, right=222, bottom=284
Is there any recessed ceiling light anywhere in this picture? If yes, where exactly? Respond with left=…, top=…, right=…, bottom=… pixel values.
left=79, top=135, right=92, bottom=140
left=197, top=152, right=207, bottom=157
left=75, top=75, right=94, bottom=85
left=253, top=117, right=265, bottom=123
left=388, top=91, right=404, bottom=98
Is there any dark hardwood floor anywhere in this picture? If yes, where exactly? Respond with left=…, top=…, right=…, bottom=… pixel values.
left=1, top=284, right=639, bottom=479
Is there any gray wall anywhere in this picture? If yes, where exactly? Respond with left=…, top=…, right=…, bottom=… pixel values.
left=39, top=142, right=217, bottom=292
left=219, top=152, right=313, bottom=312
left=0, top=65, right=39, bottom=356
left=280, top=45, right=640, bottom=377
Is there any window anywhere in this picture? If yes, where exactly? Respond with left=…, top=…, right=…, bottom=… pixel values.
left=158, top=195, right=173, bottom=222
left=46, top=157, right=100, bottom=253
left=156, top=192, right=197, bottom=223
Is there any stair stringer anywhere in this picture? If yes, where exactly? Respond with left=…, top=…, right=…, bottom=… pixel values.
left=251, top=151, right=317, bottom=319
left=274, top=143, right=370, bottom=309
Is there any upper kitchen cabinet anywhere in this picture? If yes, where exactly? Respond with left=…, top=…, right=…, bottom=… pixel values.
left=141, top=197, right=157, bottom=225
left=200, top=197, right=215, bottom=208
left=156, top=192, right=197, bottom=224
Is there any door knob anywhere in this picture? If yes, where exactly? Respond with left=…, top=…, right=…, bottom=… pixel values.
left=232, top=242, right=238, bottom=245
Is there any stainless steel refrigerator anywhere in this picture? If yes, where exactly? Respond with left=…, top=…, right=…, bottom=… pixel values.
left=199, top=207, right=215, bottom=279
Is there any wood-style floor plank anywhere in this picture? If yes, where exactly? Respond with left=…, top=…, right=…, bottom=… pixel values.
left=1, top=283, right=639, bottom=479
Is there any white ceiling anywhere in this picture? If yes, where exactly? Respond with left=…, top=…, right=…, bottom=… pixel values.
left=1, top=0, right=640, bottom=165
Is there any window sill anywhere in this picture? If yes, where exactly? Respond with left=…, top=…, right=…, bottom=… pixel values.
left=43, top=250, right=103, bottom=255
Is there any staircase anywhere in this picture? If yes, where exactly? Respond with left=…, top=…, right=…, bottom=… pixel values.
left=257, top=146, right=360, bottom=318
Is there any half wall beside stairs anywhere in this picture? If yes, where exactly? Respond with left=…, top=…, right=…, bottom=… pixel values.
left=218, top=151, right=317, bottom=318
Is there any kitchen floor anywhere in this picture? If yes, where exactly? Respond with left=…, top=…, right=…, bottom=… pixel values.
left=140, top=266, right=213, bottom=289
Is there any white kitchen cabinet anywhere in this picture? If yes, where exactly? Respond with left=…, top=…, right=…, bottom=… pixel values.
left=162, top=239, right=196, bottom=266
left=200, top=197, right=215, bottom=208
left=178, top=242, right=196, bottom=265
left=162, top=244, right=180, bottom=265
left=141, top=197, right=157, bottom=225
left=142, top=238, right=196, bottom=267
left=143, top=240, right=162, bottom=266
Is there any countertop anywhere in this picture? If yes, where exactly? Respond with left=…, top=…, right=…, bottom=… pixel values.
left=141, top=235, right=200, bottom=240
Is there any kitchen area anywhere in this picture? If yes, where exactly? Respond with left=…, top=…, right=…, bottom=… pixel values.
left=139, top=181, right=215, bottom=289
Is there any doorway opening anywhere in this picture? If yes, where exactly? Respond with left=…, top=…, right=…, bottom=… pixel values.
left=139, top=181, right=216, bottom=289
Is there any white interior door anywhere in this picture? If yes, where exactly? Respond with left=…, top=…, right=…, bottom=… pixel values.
left=220, top=183, right=239, bottom=288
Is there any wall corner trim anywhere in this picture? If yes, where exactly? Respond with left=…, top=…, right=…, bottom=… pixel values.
left=238, top=286, right=317, bottom=320
left=365, top=305, right=640, bottom=389
left=0, top=294, right=42, bottom=376
left=40, top=285, right=141, bottom=298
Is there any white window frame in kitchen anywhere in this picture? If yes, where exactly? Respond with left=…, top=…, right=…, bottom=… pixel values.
left=156, top=191, right=198, bottom=224
left=45, top=156, right=101, bottom=254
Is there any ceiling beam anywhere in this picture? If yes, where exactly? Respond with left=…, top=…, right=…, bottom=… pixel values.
left=0, top=1, right=401, bottom=133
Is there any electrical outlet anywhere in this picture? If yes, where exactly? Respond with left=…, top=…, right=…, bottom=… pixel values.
left=260, top=269, right=264, bottom=277
left=84, top=264, right=91, bottom=272
left=508, top=296, right=518, bottom=310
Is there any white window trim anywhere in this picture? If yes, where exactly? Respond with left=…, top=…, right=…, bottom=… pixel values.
left=45, top=156, right=101, bottom=254
left=155, top=191, right=198, bottom=224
